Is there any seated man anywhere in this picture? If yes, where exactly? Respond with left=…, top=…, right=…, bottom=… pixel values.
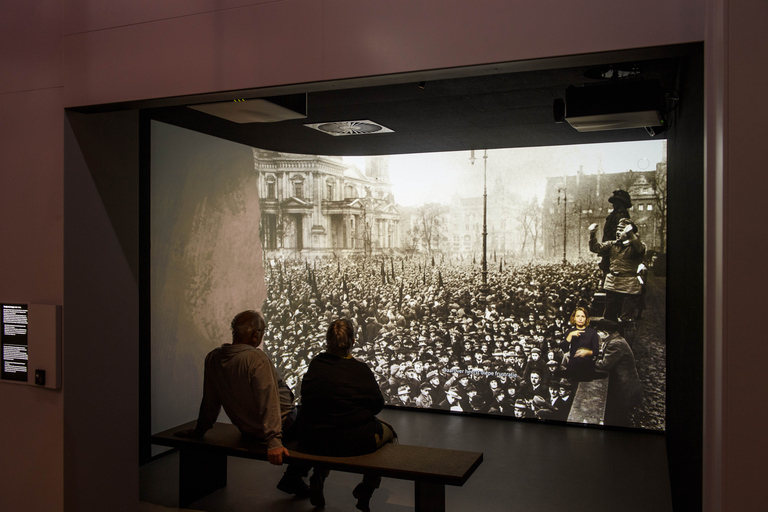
left=177, top=310, right=309, bottom=496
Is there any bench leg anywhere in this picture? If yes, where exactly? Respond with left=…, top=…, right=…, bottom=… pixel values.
left=178, top=449, right=227, bottom=507
left=415, top=481, right=446, bottom=512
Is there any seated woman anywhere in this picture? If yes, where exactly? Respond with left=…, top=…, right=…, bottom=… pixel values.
left=563, top=306, right=599, bottom=380
left=296, top=319, right=397, bottom=512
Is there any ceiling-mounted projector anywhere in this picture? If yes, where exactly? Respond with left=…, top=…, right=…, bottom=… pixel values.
left=554, top=80, right=666, bottom=132
left=188, top=94, right=307, bottom=123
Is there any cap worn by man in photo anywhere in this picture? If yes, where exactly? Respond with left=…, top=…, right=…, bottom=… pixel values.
left=608, top=189, right=633, bottom=209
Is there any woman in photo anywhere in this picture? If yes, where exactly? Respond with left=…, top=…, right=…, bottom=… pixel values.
left=563, top=306, right=599, bottom=380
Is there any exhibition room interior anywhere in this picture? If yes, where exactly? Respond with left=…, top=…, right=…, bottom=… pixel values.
left=68, top=42, right=703, bottom=511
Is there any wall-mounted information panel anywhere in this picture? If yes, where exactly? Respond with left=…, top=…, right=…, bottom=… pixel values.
left=1, top=303, right=61, bottom=389
left=2, top=304, right=28, bottom=382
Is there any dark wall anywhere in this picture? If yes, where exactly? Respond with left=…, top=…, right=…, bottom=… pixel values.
left=665, top=51, right=704, bottom=511
left=63, top=110, right=140, bottom=512
left=720, top=1, right=768, bottom=506
left=0, top=86, right=65, bottom=512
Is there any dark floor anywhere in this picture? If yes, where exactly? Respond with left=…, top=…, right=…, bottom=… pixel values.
left=140, top=408, right=673, bottom=512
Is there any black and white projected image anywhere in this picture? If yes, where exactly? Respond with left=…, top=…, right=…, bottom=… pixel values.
left=259, top=141, right=668, bottom=431
left=1, top=304, right=29, bottom=382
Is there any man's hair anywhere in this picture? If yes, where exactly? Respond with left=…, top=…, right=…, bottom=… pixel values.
left=326, top=318, right=355, bottom=353
left=569, top=306, right=590, bottom=327
left=231, top=310, right=266, bottom=339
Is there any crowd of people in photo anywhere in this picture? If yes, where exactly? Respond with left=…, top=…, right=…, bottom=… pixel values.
left=262, top=254, right=632, bottom=424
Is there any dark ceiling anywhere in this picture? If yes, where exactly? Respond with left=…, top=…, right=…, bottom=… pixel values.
left=143, top=43, right=698, bottom=157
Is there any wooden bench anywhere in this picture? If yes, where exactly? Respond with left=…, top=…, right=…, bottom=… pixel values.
left=151, top=421, right=483, bottom=512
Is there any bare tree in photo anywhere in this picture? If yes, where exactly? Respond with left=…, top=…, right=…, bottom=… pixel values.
left=570, top=193, right=600, bottom=259
left=277, top=209, right=297, bottom=250
left=402, top=228, right=421, bottom=257
left=518, top=198, right=543, bottom=258
left=650, top=161, right=668, bottom=253
left=530, top=199, right=543, bottom=258
left=415, top=203, right=447, bottom=255
left=259, top=206, right=295, bottom=253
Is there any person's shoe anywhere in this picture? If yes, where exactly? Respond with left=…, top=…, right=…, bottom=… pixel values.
left=352, top=482, right=373, bottom=512
left=309, top=471, right=326, bottom=507
left=276, top=473, right=310, bottom=498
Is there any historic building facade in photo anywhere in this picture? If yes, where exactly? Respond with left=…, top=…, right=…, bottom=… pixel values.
left=442, top=175, right=522, bottom=259
left=255, top=150, right=401, bottom=258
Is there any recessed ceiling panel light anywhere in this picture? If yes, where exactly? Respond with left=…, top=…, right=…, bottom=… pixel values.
left=189, top=98, right=306, bottom=123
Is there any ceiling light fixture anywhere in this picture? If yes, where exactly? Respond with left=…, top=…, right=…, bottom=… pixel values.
left=304, top=120, right=394, bottom=136
left=188, top=96, right=307, bottom=123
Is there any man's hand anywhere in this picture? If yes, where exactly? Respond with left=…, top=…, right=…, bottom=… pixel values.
left=588, top=223, right=598, bottom=233
left=619, top=223, right=635, bottom=241
left=174, top=428, right=204, bottom=439
left=268, top=446, right=290, bottom=465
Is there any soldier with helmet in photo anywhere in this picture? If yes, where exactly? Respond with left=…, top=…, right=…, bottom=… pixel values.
left=589, top=217, right=646, bottom=328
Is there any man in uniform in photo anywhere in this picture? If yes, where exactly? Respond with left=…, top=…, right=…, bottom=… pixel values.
left=589, top=218, right=646, bottom=327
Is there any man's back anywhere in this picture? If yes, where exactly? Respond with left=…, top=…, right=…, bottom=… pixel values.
left=198, top=343, right=285, bottom=448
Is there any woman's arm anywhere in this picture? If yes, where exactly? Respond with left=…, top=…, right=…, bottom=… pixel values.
left=355, top=361, right=385, bottom=414
left=573, top=347, right=593, bottom=358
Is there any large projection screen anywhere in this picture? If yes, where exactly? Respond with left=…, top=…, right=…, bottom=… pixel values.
left=152, top=120, right=666, bottom=432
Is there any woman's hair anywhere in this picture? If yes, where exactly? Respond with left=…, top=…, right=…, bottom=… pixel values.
left=326, top=318, right=355, bottom=354
left=569, top=306, right=590, bottom=327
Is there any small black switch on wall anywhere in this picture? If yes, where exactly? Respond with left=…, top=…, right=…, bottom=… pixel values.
left=34, top=369, right=45, bottom=386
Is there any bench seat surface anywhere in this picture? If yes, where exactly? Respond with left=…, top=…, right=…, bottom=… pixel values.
left=152, top=421, right=482, bottom=486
